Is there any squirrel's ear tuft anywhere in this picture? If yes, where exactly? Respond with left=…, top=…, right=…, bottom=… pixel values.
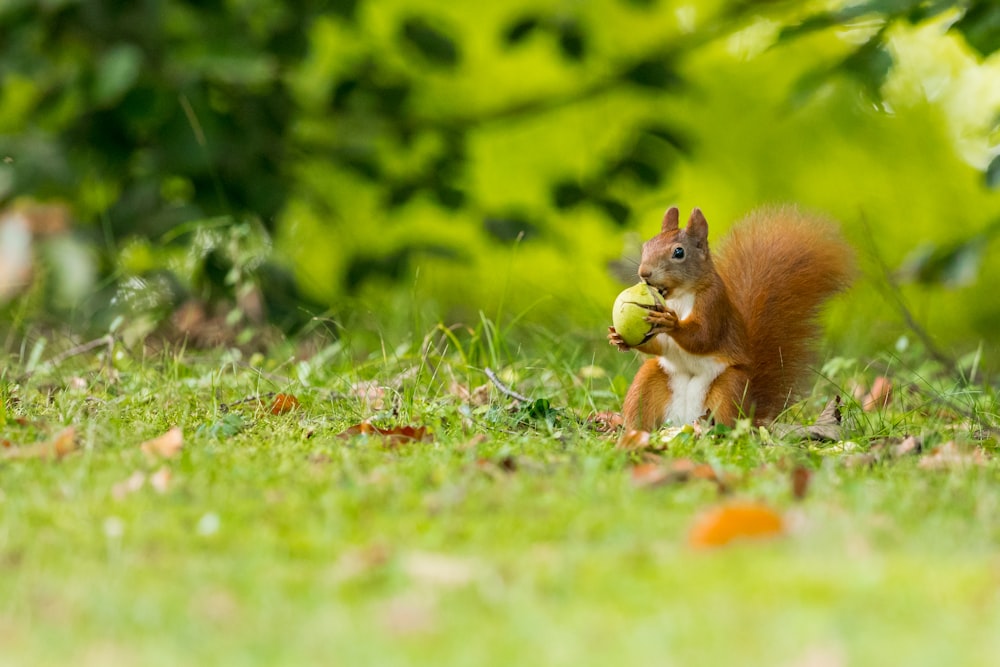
left=686, top=208, right=709, bottom=246
left=661, top=207, right=680, bottom=233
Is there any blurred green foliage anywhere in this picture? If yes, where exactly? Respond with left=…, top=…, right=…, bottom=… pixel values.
left=2, top=0, right=1000, bottom=360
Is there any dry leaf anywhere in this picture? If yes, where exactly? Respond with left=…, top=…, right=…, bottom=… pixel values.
left=863, top=376, right=892, bottom=412
left=587, top=411, right=624, bottom=433
left=616, top=429, right=650, bottom=450
left=351, top=381, right=386, bottom=410
left=893, top=435, right=921, bottom=457
left=112, top=471, right=146, bottom=500
left=475, top=455, right=517, bottom=474
left=770, top=397, right=842, bottom=441
left=630, top=462, right=670, bottom=487
left=631, top=458, right=723, bottom=489
left=918, top=441, right=988, bottom=470
left=791, top=466, right=812, bottom=501
left=688, top=502, right=785, bottom=548
left=140, top=427, right=184, bottom=459
left=844, top=453, right=877, bottom=469
left=2, top=426, right=77, bottom=460
left=0, top=210, right=33, bottom=302
left=330, top=544, right=392, bottom=582
left=150, top=467, right=172, bottom=494
left=401, top=551, right=479, bottom=588
left=269, top=393, right=300, bottom=415
left=337, top=422, right=431, bottom=447
left=449, top=382, right=489, bottom=407
left=379, top=593, right=436, bottom=636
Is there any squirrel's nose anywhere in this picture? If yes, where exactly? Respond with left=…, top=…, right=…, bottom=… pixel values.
left=638, top=267, right=652, bottom=282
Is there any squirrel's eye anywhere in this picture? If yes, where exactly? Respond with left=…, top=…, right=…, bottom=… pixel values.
left=672, top=247, right=685, bottom=259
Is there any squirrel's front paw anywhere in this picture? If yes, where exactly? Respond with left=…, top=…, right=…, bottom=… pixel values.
left=607, top=326, right=631, bottom=352
left=645, top=308, right=677, bottom=333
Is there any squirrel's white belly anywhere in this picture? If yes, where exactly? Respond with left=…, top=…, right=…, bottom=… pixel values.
left=657, top=338, right=727, bottom=425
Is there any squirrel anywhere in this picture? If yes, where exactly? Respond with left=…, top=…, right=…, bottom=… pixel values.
left=608, top=205, right=854, bottom=431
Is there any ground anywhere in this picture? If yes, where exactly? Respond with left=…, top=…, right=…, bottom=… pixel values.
left=1, top=327, right=997, bottom=666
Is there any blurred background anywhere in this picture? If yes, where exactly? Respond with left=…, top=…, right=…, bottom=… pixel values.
left=1, top=0, right=999, bottom=364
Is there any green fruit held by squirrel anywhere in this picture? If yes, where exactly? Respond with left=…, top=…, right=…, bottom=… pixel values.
left=611, top=282, right=661, bottom=346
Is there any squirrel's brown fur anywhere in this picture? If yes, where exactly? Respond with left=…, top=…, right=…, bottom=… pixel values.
left=610, top=205, right=854, bottom=430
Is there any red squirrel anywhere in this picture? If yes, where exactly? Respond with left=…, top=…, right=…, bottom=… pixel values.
left=608, top=205, right=854, bottom=430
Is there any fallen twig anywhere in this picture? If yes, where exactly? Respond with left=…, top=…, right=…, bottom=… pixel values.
left=484, top=367, right=531, bottom=403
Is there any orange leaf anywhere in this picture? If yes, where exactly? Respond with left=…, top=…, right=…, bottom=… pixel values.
left=338, top=422, right=431, bottom=447
left=140, top=427, right=184, bottom=459
left=269, top=393, right=300, bottom=415
left=2, top=426, right=77, bottom=461
left=688, top=502, right=785, bottom=548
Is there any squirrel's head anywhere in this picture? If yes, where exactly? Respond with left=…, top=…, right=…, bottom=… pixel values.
left=637, top=207, right=711, bottom=295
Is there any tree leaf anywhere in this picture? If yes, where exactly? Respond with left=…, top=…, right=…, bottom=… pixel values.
left=985, top=154, right=1000, bottom=189
left=483, top=215, right=538, bottom=242
left=93, top=43, right=143, bottom=107
left=622, top=57, right=681, bottom=90
left=597, top=198, right=631, bottom=225
left=502, top=15, right=541, bottom=46
left=551, top=180, right=587, bottom=209
left=557, top=21, right=587, bottom=61
left=400, top=17, right=460, bottom=68
left=953, top=3, right=1000, bottom=57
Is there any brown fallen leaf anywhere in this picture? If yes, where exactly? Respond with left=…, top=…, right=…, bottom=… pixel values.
left=401, top=551, right=480, bottom=588
left=1, top=426, right=77, bottom=460
left=918, top=441, right=988, bottom=470
left=791, top=466, right=812, bottom=501
left=337, top=422, right=431, bottom=447
left=150, top=467, right=172, bottom=494
left=616, top=429, right=650, bottom=450
left=379, top=592, right=437, bottom=637
left=351, top=380, right=386, bottom=410
left=631, top=458, right=723, bottom=489
left=844, top=453, right=877, bottom=469
left=475, top=455, right=517, bottom=474
left=140, top=427, right=184, bottom=459
left=449, top=381, right=490, bottom=407
left=587, top=411, right=624, bottom=433
left=893, top=435, right=921, bottom=457
left=863, top=376, right=893, bottom=412
left=112, top=471, right=146, bottom=500
left=688, top=502, right=785, bottom=548
left=269, top=393, right=300, bottom=415
left=630, top=462, right=669, bottom=486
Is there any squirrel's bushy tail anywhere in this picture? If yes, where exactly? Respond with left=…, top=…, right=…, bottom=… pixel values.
left=716, top=206, right=854, bottom=421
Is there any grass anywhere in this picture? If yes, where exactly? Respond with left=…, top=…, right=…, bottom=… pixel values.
left=1, top=319, right=998, bottom=666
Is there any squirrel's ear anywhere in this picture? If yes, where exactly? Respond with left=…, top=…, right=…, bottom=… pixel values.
left=661, top=207, right=680, bottom=233
left=686, top=208, right=709, bottom=246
